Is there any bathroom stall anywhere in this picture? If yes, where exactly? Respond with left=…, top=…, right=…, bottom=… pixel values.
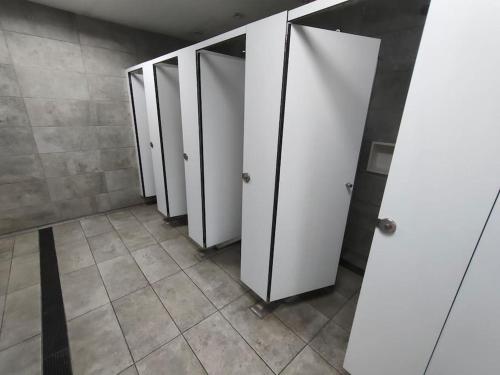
left=178, top=30, right=246, bottom=248
left=148, top=57, right=188, bottom=219
left=241, top=10, right=380, bottom=302
left=127, top=68, right=155, bottom=198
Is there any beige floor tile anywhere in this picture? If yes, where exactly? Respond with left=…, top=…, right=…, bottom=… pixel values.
left=88, top=231, right=129, bottom=263
left=131, top=245, right=179, bottom=284
left=160, top=237, right=202, bottom=269
left=8, top=252, right=40, bottom=293
left=130, top=205, right=164, bottom=223
left=143, top=219, right=179, bottom=242
left=61, top=265, right=109, bottom=320
left=184, top=312, right=272, bottom=375
left=185, top=260, right=246, bottom=309
left=0, top=237, right=14, bottom=261
left=108, top=210, right=138, bottom=230
left=0, top=284, right=41, bottom=349
left=335, top=267, right=363, bottom=299
left=53, top=222, right=86, bottom=246
left=0, top=260, right=11, bottom=296
left=306, top=288, right=349, bottom=319
left=136, top=335, right=206, bottom=375
left=98, top=255, right=147, bottom=300
left=80, top=215, right=113, bottom=237
left=275, top=300, right=329, bottom=342
left=221, top=293, right=304, bottom=373
left=310, top=320, right=349, bottom=371
left=113, top=287, right=179, bottom=361
left=282, top=346, right=339, bottom=375
left=12, top=232, right=38, bottom=258
left=332, top=293, right=359, bottom=332
left=152, top=272, right=215, bottom=332
left=56, top=237, right=95, bottom=275
left=118, top=226, right=156, bottom=251
left=68, top=304, right=132, bottom=375
left=0, top=335, right=41, bottom=375
left=211, top=243, right=241, bottom=281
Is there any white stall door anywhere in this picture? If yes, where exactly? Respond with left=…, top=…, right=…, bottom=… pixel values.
left=199, top=51, right=245, bottom=247
left=426, top=192, right=500, bottom=374
left=344, top=0, right=500, bottom=374
left=270, top=25, right=380, bottom=301
left=155, top=63, right=187, bottom=217
left=178, top=48, right=204, bottom=246
left=129, top=72, right=155, bottom=198
left=240, top=12, right=288, bottom=301
left=143, top=64, right=167, bottom=214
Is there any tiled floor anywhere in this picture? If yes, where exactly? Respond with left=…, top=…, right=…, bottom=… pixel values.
left=0, top=204, right=362, bottom=374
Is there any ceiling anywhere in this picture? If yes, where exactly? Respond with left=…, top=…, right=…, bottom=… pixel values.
left=30, top=0, right=306, bottom=41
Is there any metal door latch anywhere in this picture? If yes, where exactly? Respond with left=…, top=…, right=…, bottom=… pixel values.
left=242, top=173, right=251, bottom=183
left=150, top=142, right=153, bottom=148
left=183, top=153, right=188, bottom=161
left=377, top=218, right=397, bottom=234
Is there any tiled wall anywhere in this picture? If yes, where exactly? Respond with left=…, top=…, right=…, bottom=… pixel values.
left=0, top=0, right=186, bottom=235
left=303, top=0, right=429, bottom=269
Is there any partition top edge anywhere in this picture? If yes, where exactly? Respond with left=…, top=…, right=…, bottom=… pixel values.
left=126, top=0, right=354, bottom=70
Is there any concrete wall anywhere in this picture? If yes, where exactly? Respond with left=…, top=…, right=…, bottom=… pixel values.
left=0, top=0, right=186, bottom=234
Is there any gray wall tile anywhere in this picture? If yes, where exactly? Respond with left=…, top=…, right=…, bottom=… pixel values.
left=100, top=148, right=136, bottom=171
left=97, top=126, right=134, bottom=149
left=24, top=98, right=90, bottom=127
left=33, top=126, right=98, bottom=153
left=0, top=0, right=78, bottom=43
left=82, top=46, right=138, bottom=77
left=0, top=127, right=35, bottom=156
left=40, top=151, right=100, bottom=177
left=77, top=16, right=137, bottom=53
left=15, top=65, right=89, bottom=99
left=0, top=180, right=50, bottom=210
left=105, top=168, right=139, bottom=192
left=0, top=155, right=44, bottom=184
left=0, top=30, right=10, bottom=64
left=91, top=100, right=131, bottom=126
left=0, top=97, right=29, bottom=127
left=0, top=64, right=20, bottom=96
left=0, top=203, right=57, bottom=235
left=5, top=32, right=84, bottom=72
left=54, top=196, right=98, bottom=221
left=0, top=0, right=182, bottom=234
left=88, top=75, right=129, bottom=101
left=47, top=173, right=106, bottom=201
left=109, top=187, right=142, bottom=209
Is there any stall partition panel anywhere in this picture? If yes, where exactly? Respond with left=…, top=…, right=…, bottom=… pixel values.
left=155, top=63, right=188, bottom=217
left=344, top=0, right=500, bottom=373
left=270, top=26, right=380, bottom=301
left=426, top=192, right=500, bottom=374
left=240, top=12, right=288, bottom=300
left=199, top=51, right=245, bottom=247
left=178, top=48, right=204, bottom=246
left=129, top=72, right=155, bottom=198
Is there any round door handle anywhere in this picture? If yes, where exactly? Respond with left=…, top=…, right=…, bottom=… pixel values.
left=377, top=218, right=397, bottom=234
left=183, top=153, right=188, bottom=161
left=345, top=182, right=353, bottom=189
left=242, top=173, right=250, bottom=183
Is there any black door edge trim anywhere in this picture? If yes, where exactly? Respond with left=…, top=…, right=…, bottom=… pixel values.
left=267, top=22, right=292, bottom=302
left=424, top=189, right=500, bottom=373
left=196, top=51, right=207, bottom=248
left=128, top=71, right=146, bottom=197
left=152, top=64, right=171, bottom=217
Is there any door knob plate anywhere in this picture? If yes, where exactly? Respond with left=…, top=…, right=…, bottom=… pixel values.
left=183, top=153, right=188, bottom=161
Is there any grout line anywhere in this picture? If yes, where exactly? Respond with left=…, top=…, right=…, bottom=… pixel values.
left=77, top=219, right=135, bottom=369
